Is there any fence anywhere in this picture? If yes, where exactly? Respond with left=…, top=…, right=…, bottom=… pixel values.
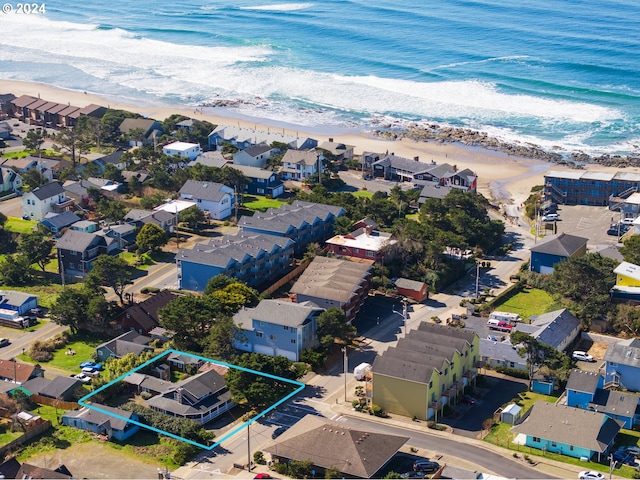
left=30, top=394, right=79, bottom=411
left=261, top=259, right=310, bottom=297
left=0, top=419, right=51, bottom=457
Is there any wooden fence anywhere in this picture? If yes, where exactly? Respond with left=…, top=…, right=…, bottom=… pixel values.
left=261, top=259, right=310, bottom=297
left=0, top=419, right=51, bottom=457
left=30, top=394, right=79, bottom=411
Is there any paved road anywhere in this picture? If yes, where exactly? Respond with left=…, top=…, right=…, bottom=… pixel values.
left=0, top=320, right=67, bottom=361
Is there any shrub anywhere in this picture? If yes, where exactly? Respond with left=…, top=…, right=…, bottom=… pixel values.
left=140, top=391, right=153, bottom=401
left=370, top=404, right=384, bottom=417
left=495, top=366, right=529, bottom=379
left=253, top=451, right=265, bottom=465
left=29, top=350, right=53, bottom=362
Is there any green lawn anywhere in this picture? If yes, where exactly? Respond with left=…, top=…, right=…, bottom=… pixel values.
left=119, top=251, right=156, bottom=270
left=0, top=419, right=24, bottom=445
left=4, top=217, right=37, bottom=234
left=352, top=190, right=373, bottom=199
left=242, top=195, right=287, bottom=212
left=1, top=149, right=62, bottom=160
left=492, top=287, right=562, bottom=320
left=3, top=284, right=81, bottom=309
left=20, top=331, right=106, bottom=373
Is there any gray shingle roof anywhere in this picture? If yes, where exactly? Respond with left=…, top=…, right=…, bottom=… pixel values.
left=372, top=355, right=435, bottom=384
left=30, top=181, right=64, bottom=201
left=566, top=369, right=601, bottom=394
left=264, top=415, right=409, bottom=479
left=179, top=180, right=232, bottom=202
left=604, top=342, right=640, bottom=368
left=590, top=389, right=640, bottom=419
left=42, top=211, right=80, bottom=230
left=241, top=143, right=273, bottom=157
left=416, top=321, right=477, bottom=346
left=281, top=149, right=320, bottom=167
left=0, top=290, right=36, bottom=308
left=39, top=376, right=82, bottom=399
left=480, top=338, right=526, bottom=366
left=63, top=402, right=134, bottom=432
left=530, top=233, right=588, bottom=256
left=527, top=308, right=581, bottom=350
left=511, top=401, right=622, bottom=453
left=56, top=230, right=104, bottom=253
left=234, top=299, right=322, bottom=330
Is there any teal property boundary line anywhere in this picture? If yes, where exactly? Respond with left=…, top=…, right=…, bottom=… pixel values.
left=78, top=349, right=306, bottom=450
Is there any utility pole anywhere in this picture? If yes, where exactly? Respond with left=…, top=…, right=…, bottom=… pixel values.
left=247, top=423, right=251, bottom=471
left=475, top=262, right=480, bottom=300
left=341, top=347, right=347, bottom=402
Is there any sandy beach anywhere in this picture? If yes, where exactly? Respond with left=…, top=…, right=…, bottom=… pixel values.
left=0, top=78, right=578, bottom=204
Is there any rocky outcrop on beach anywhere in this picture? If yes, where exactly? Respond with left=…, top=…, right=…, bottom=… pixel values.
left=371, top=122, right=640, bottom=168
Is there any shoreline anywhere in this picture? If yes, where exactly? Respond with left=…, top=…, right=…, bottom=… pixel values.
left=0, top=78, right=590, bottom=205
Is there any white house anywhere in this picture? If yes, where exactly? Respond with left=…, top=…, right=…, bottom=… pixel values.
left=280, top=149, right=323, bottom=181
left=0, top=166, right=22, bottom=194
left=162, top=141, right=202, bottom=161
left=22, top=181, right=72, bottom=221
left=232, top=143, right=274, bottom=168
left=178, top=180, right=234, bottom=220
left=208, top=125, right=317, bottom=151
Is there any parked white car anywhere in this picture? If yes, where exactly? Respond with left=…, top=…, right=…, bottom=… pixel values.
left=72, top=373, right=92, bottom=383
left=578, top=472, right=604, bottom=480
left=542, top=213, right=559, bottom=222
left=572, top=351, right=595, bottom=362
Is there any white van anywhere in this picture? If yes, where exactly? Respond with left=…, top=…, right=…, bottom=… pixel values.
left=489, top=311, right=521, bottom=325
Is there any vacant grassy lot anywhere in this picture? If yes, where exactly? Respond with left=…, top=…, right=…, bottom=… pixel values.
left=352, top=190, right=373, bottom=199
left=4, top=284, right=81, bottom=309
left=19, top=331, right=107, bottom=373
left=242, top=195, right=287, bottom=211
left=4, top=217, right=37, bottom=233
left=492, top=287, right=561, bottom=320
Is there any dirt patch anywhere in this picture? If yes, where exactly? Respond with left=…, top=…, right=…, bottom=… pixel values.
left=586, top=341, right=608, bottom=361
left=26, top=442, right=160, bottom=479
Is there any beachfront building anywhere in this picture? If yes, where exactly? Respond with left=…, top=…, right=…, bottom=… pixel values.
left=544, top=170, right=640, bottom=207
left=289, top=256, right=371, bottom=322
left=177, top=232, right=295, bottom=292
left=232, top=143, right=275, bottom=168
left=238, top=200, right=344, bottom=254
left=318, top=138, right=355, bottom=160
left=119, top=118, right=163, bottom=146
left=162, top=141, right=202, bottom=161
left=207, top=125, right=317, bottom=151
left=232, top=299, right=324, bottom=361
left=280, top=149, right=323, bottom=181
left=178, top=180, right=234, bottom=220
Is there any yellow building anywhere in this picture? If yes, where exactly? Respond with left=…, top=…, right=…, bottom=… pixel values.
left=614, top=261, right=640, bottom=287
left=371, top=322, right=478, bottom=421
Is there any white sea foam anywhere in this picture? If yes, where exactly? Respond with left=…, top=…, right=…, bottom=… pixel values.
left=239, top=3, right=314, bottom=11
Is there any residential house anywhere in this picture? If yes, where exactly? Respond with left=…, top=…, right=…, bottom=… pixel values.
left=125, top=208, right=176, bottom=233
left=230, top=164, right=284, bottom=198
left=194, top=150, right=228, bottom=169
left=57, top=105, right=81, bottom=128
left=238, top=200, right=345, bottom=254
left=290, top=256, right=371, bottom=322
left=264, top=415, right=409, bottom=479
left=545, top=170, right=640, bottom=206
left=325, top=225, right=396, bottom=261
left=280, top=149, right=322, bottom=181
left=232, top=143, right=274, bottom=168
left=394, top=278, right=428, bottom=302
left=40, top=211, right=80, bottom=234
left=511, top=401, right=621, bottom=461
left=1, top=155, right=38, bottom=174
left=62, top=403, right=139, bottom=441
left=123, top=372, right=172, bottom=396
left=0, top=93, right=16, bottom=118
left=95, top=331, right=153, bottom=362
left=178, top=180, right=234, bottom=220
left=175, top=118, right=195, bottom=131
left=62, top=179, right=91, bottom=205
left=177, top=232, right=295, bottom=291
left=10, top=95, right=39, bottom=122
left=115, top=290, right=179, bottom=335
left=479, top=338, right=527, bottom=372
left=371, top=322, right=478, bottom=420
left=0, top=359, right=44, bottom=385
left=96, top=224, right=137, bottom=249
left=233, top=299, right=324, bottom=361
left=163, top=141, right=202, bottom=161
left=56, top=230, right=113, bottom=278
left=22, top=376, right=82, bottom=402
left=514, top=308, right=582, bottom=352
left=565, top=369, right=640, bottom=429
left=0, top=290, right=38, bottom=317
left=167, top=353, right=204, bottom=372
left=146, top=369, right=234, bottom=425
left=0, top=121, right=11, bottom=140
left=22, top=181, right=73, bottom=221
left=94, top=149, right=126, bottom=172
left=85, top=176, right=122, bottom=195
left=603, top=338, right=640, bottom=392
left=70, top=220, right=99, bottom=234
left=611, top=261, right=640, bottom=301
left=529, top=233, right=588, bottom=274
left=0, top=166, right=22, bottom=194
left=121, top=170, right=151, bottom=185
left=318, top=138, right=355, bottom=161
left=16, top=462, right=74, bottom=480
left=207, top=125, right=317, bottom=151
left=118, top=118, right=163, bottom=146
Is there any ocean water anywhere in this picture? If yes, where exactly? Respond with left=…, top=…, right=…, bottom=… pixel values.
left=1, top=0, right=639, bottom=155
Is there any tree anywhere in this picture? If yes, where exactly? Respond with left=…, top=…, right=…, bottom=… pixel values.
left=50, top=288, right=90, bottom=334
left=611, top=304, right=640, bottom=337
left=316, top=308, right=356, bottom=350
left=52, top=128, right=89, bottom=168
left=102, top=163, right=124, bottom=183
left=97, top=197, right=126, bottom=222
left=621, top=235, right=640, bottom=265
left=0, top=254, right=34, bottom=286
left=87, top=254, right=132, bottom=305
left=136, top=223, right=168, bottom=253
left=159, top=294, right=221, bottom=351
left=179, top=205, right=206, bottom=229
left=22, top=129, right=45, bottom=152
left=510, top=331, right=571, bottom=390
left=21, top=168, right=45, bottom=191
left=18, top=229, right=53, bottom=272
left=203, top=274, right=234, bottom=295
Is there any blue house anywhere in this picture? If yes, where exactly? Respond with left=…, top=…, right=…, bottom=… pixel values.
left=62, top=403, right=140, bottom=441
left=566, top=369, right=603, bottom=410
left=41, top=211, right=80, bottom=234
left=0, top=290, right=38, bottom=318
left=233, top=299, right=324, bottom=361
left=238, top=201, right=345, bottom=254
left=178, top=232, right=295, bottom=292
left=230, top=164, right=285, bottom=198
left=511, top=401, right=621, bottom=461
left=604, top=338, right=640, bottom=392
left=529, top=233, right=588, bottom=274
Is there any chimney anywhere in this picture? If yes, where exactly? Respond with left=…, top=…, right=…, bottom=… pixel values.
left=454, top=164, right=458, bottom=172
left=329, top=137, right=334, bottom=143
left=414, top=156, right=419, bottom=162
left=176, top=387, right=184, bottom=404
